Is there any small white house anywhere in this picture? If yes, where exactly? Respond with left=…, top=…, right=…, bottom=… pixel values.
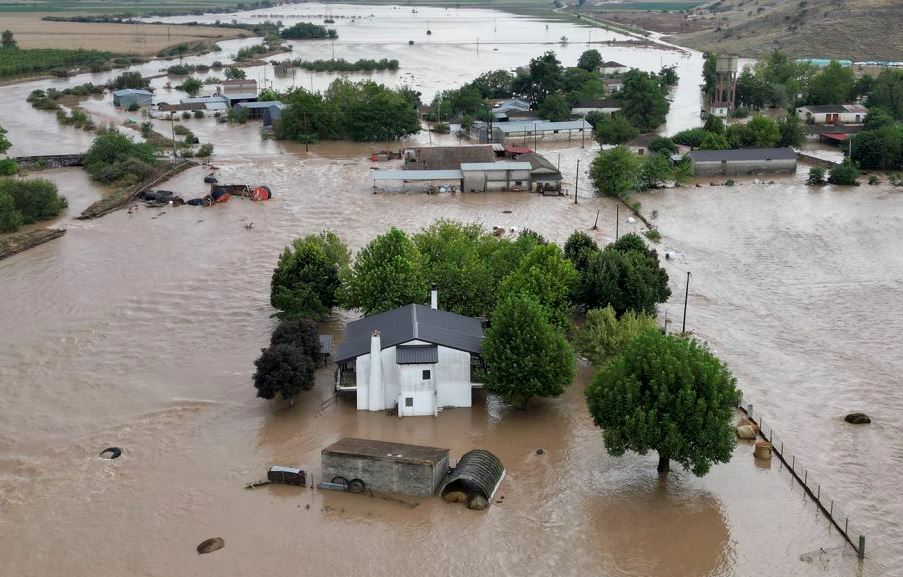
left=598, top=61, right=628, bottom=75
left=603, top=78, right=623, bottom=93
left=796, top=104, right=868, bottom=124
left=334, top=289, right=484, bottom=417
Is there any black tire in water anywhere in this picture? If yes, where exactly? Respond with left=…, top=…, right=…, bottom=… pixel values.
left=100, top=447, right=122, bottom=459
left=331, top=476, right=349, bottom=489
left=348, top=479, right=366, bottom=493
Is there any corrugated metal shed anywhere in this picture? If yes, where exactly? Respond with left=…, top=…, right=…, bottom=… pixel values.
left=370, top=169, right=463, bottom=181
left=441, top=449, right=505, bottom=501
left=396, top=344, right=439, bottom=364
left=318, top=334, right=332, bottom=355
left=236, top=100, right=284, bottom=110
left=335, top=304, right=483, bottom=363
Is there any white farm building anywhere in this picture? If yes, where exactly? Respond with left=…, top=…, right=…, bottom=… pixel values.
left=334, top=289, right=485, bottom=417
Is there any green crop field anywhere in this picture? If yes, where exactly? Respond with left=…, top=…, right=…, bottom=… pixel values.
left=0, top=0, right=244, bottom=14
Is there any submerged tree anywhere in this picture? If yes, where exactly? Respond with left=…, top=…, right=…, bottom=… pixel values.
left=253, top=343, right=316, bottom=405
left=271, top=231, right=348, bottom=321
left=482, top=294, right=575, bottom=409
left=585, top=330, right=742, bottom=476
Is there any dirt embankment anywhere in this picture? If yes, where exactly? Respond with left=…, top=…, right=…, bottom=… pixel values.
left=669, top=0, right=903, bottom=61
left=0, top=228, right=66, bottom=261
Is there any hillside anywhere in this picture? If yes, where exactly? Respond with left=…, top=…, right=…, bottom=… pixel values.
left=670, top=0, right=903, bottom=61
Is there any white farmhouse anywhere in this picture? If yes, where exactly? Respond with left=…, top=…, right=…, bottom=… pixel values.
left=334, top=289, right=485, bottom=417
left=796, top=104, right=868, bottom=125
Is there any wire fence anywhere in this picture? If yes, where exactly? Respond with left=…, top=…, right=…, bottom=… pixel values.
left=738, top=402, right=866, bottom=559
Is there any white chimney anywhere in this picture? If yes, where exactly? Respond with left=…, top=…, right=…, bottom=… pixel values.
left=368, top=330, right=384, bottom=411
left=430, top=283, right=438, bottom=310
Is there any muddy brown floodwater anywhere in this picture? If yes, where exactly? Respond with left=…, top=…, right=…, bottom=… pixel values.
left=0, top=150, right=894, bottom=577
left=0, top=3, right=899, bottom=576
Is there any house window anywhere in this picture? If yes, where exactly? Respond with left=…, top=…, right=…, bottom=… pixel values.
left=405, top=397, right=414, bottom=407
left=422, top=369, right=431, bottom=380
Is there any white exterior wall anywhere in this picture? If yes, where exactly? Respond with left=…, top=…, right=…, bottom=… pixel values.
left=354, top=339, right=473, bottom=415
left=799, top=111, right=864, bottom=124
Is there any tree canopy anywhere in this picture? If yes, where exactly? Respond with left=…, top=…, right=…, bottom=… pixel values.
left=618, top=69, right=669, bottom=131
left=577, top=49, right=602, bottom=72
left=482, top=294, right=575, bottom=409
left=340, top=227, right=427, bottom=315
left=574, top=305, right=657, bottom=366
left=498, top=243, right=578, bottom=329
left=271, top=231, right=349, bottom=321
left=585, top=330, right=742, bottom=475
left=253, top=343, right=315, bottom=404
left=83, top=130, right=157, bottom=185
left=590, top=145, right=642, bottom=198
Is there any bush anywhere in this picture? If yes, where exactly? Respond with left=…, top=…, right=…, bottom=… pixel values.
left=181, top=111, right=192, bottom=120
left=193, top=109, right=205, bottom=119
left=807, top=166, right=827, bottom=185
left=0, top=177, right=68, bottom=230
left=648, top=136, right=677, bottom=154
left=672, top=128, right=707, bottom=148
left=196, top=143, right=214, bottom=157
left=110, top=71, right=148, bottom=90
left=0, top=158, right=17, bottom=176
left=643, top=228, right=662, bottom=242
left=253, top=343, right=315, bottom=403
left=828, top=160, right=860, bottom=185
left=0, top=191, right=23, bottom=232
left=127, top=102, right=140, bottom=112
left=574, top=305, right=658, bottom=366
left=593, top=115, right=639, bottom=145
left=868, top=174, right=880, bottom=185
left=280, top=22, right=336, bottom=39
left=83, top=131, right=157, bottom=185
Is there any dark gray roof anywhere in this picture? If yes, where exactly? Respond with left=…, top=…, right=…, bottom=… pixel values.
left=396, top=344, right=438, bottom=364
left=335, top=304, right=484, bottom=363
left=323, top=438, right=449, bottom=465
left=687, top=147, right=798, bottom=162
left=600, top=61, right=627, bottom=68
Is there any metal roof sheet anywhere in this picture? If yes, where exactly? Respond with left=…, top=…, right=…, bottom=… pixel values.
left=687, top=148, right=798, bottom=162
left=495, top=120, right=591, bottom=133
left=113, top=89, right=153, bottom=96
left=235, top=100, right=284, bottom=109
left=441, top=449, right=505, bottom=501
left=460, top=162, right=532, bottom=171
left=335, top=304, right=483, bottom=363
left=396, top=344, right=438, bottom=364
left=319, top=334, right=332, bottom=355
left=370, top=169, right=463, bottom=181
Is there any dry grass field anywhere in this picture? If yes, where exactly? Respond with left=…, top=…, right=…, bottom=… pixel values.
left=4, top=13, right=247, bottom=55
left=672, top=0, right=903, bottom=61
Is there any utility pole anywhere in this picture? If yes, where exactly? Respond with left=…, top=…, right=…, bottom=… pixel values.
left=533, top=121, right=537, bottom=150
left=681, top=271, right=691, bottom=335
left=615, top=203, right=619, bottom=240
left=574, top=159, right=579, bottom=204
left=169, top=112, right=177, bottom=164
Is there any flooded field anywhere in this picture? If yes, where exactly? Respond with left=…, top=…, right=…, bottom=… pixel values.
left=0, top=3, right=900, bottom=577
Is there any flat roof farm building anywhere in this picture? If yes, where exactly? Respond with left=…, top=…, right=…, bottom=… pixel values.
left=687, top=148, right=798, bottom=176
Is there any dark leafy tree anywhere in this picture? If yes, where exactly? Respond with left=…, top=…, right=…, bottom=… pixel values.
left=482, top=294, right=575, bottom=409
left=110, top=71, right=149, bottom=90
left=851, top=126, right=903, bottom=170
left=1, top=30, right=16, bottom=50
left=537, top=92, right=571, bottom=121
left=181, top=77, right=202, bottom=97
left=828, top=159, right=860, bottom=185
left=564, top=230, right=599, bottom=273
left=863, top=107, right=895, bottom=131
left=806, top=60, right=854, bottom=105
left=618, top=69, right=669, bottom=131
left=585, top=330, right=742, bottom=475
left=593, top=114, right=639, bottom=145
left=777, top=114, right=804, bottom=147
left=270, top=318, right=320, bottom=359
left=0, top=191, right=22, bottom=232
left=271, top=231, right=348, bottom=320
left=590, top=145, right=642, bottom=198
left=672, top=128, right=707, bottom=148
left=867, top=69, right=903, bottom=119
left=648, top=136, right=677, bottom=154
left=577, top=49, right=602, bottom=72
left=253, top=343, right=315, bottom=404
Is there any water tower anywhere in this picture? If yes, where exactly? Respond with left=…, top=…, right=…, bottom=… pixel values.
left=710, top=55, right=738, bottom=118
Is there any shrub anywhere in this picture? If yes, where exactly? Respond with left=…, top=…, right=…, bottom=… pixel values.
left=196, top=143, right=214, bottom=157
left=193, top=110, right=205, bottom=119
left=0, top=177, right=68, bottom=228
left=83, top=131, right=157, bottom=185
left=0, top=158, right=17, bottom=176
left=127, top=102, right=140, bottom=112
left=574, top=305, right=658, bottom=366
left=181, top=111, right=192, bottom=120
left=253, top=343, right=315, bottom=404
left=828, top=160, right=860, bottom=185
left=868, top=174, right=880, bottom=185
left=807, top=166, right=827, bottom=185
left=0, top=191, right=23, bottom=232
left=643, top=228, right=662, bottom=242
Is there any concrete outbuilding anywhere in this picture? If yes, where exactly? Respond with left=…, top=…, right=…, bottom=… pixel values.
left=461, top=161, right=532, bottom=192
left=321, top=438, right=450, bottom=497
left=687, top=147, right=798, bottom=176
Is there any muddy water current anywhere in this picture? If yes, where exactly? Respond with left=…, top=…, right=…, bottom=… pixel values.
left=0, top=4, right=900, bottom=576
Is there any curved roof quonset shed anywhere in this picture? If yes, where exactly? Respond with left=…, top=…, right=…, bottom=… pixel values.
left=441, top=449, right=505, bottom=501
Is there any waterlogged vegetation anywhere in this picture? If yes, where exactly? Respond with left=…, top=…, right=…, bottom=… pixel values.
left=0, top=45, right=115, bottom=78
left=291, top=58, right=399, bottom=73
left=0, top=178, right=68, bottom=233
left=279, top=21, right=337, bottom=40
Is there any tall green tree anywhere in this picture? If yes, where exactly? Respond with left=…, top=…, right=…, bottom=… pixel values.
left=851, top=126, right=903, bottom=170
left=806, top=60, right=854, bottom=105
left=468, top=69, right=515, bottom=98
left=498, top=243, right=578, bottom=329
left=585, top=330, right=742, bottom=475
left=867, top=69, right=903, bottom=119
left=577, top=234, right=670, bottom=316
left=537, top=92, right=571, bottom=121
left=271, top=232, right=348, bottom=321
left=181, top=77, right=202, bottom=97
left=564, top=230, right=599, bottom=273
left=777, top=114, right=804, bottom=147
left=0, top=123, right=10, bottom=156
left=340, top=227, right=426, bottom=315
left=593, top=115, right=639, bottom=145
left=413, top=220, right=497, bottom=317
left=482, top=294, right=575, bottom=409
left=590, top=145, right=642, bottom=198
left=577, top=49, right=602, bottom=72
left=639, top=151, right=674, bottom=190
left=619, top=69, right=669, bottom=131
